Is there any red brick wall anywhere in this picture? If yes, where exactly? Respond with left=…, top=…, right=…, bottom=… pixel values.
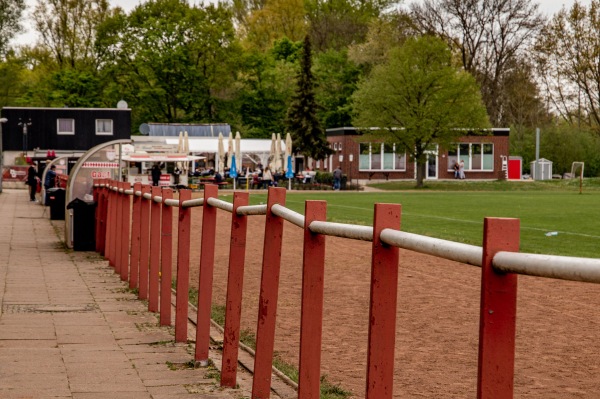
left=323, top=131, right=510, bottom=181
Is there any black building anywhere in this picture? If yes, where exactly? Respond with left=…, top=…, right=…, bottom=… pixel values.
left=1, top=106, right=131, bottom=153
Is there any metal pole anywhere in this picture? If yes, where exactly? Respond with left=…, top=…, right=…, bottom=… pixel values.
left=0, top=118, right=7, bottom=193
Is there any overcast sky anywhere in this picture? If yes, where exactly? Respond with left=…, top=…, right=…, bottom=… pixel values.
left=11, top=0, right=592, bottom=47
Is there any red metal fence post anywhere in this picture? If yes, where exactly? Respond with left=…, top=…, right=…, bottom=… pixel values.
left=365, top=203, right=401, bottom=399
left=97, top=179, right=107, bottom=255
left=109, top=181, right=119, bottom=267
left=251, top=186, right=286, bottom=399
left=138, top=184, right=151, bottom=300
left=114, top=181, right=124, bottom=276
left=477, top=217, right=520, bottom=399
left=148, top=186, right=162, bottom=312
left=160, top=187, right=173, bottom=326
left=93, top=179, right=102, bottom=253
left=175, top=189, right=192, bottom=343
left=298, top=200, right=327, bottom=399
left=195, top=184, right=219, bottom=364
left=221, top=192, right=249, bottom=387
left=129, top=182, right=142, bottom=289
left=105, top=180, right=115, bottom=265
left=119, top=182, right=132, bottom=282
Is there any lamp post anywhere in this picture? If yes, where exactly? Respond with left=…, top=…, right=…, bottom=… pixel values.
left=0, top=117, right=6, bottom=193
left=18, top=118, right=32, bottom=158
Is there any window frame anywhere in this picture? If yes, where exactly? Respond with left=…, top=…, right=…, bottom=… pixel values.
left=57, top=118, right=75, bottom=135
left=446, top=143, right=494, bottom=171
left=358, top=142, right=407, bottom=171
left=95, top=119, right=114, bottom=136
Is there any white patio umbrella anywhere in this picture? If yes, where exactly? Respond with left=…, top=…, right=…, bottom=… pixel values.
left=269, top=133, right=277, bottom=171
left=181, top=131, right=189, bottom=186
left=235, top=131, right=241, bottom=173
left=217, top=132, right=225, bottom=174
left=176, top=131, right=184, bottom=171
left=275, top=133, right=282, bottom=172
left=227, top=133, right=234, bottom=170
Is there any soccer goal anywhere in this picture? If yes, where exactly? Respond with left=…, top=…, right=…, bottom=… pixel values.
left=570, top=162, right=585, bottom=194
left=570, top=162, right=585, bottom=179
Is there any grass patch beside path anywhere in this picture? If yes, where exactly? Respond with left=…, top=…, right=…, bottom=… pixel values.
left=367, top=177, right=600, bottom=192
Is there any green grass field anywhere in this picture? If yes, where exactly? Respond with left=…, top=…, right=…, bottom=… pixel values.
left=219, top=179, right=600, bottom=259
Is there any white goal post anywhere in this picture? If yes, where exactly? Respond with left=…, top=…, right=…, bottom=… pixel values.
left=570, top=162, right=585, bottom=179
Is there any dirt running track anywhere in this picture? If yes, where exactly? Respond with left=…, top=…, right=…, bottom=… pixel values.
left=174, top=200, right=600, bottom=398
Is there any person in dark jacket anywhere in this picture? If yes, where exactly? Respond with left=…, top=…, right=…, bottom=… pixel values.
left=26, top=163, right=38, bottom=201
left=151, top=164, right=162, bottom=186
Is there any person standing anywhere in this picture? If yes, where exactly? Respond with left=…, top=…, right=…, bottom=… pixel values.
left=333, top=166, right=342, bottom=190
left=151, top=164, right=161, bottom=186
left=44, top=165, right=57, bottom=190
left=26, top=163, right=38, bottom=202
left=262, top=167, right=273, bottom=189
left=459, top=160, right=466, bottom=179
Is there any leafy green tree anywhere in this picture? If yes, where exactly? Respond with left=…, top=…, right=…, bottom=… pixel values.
left=285, top=35, right=332, bottom=160
left=243, top=0, right=306, bottom=50
left=411, top=0, right=543, bottom=127
left=96, top=0, right=240, bottom=127
left=313, top=49, right=361, bottom=128
left=347, top=11, right=417, bottom=71
left=0, top=52, right=27, bottom=106
left=32, top=0, right=110, bottom=68
left=535, top=1, right=600, bottom=133
left=352, top=35, right=489, bottom=187
left=305, top=0, right=392, bottom=52
left=0, top=0, right=25, bottom=57
left=236, top=48, right=296, bottom=138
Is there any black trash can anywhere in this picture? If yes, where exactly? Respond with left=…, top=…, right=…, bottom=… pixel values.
left=67, top=198, right=96, bottom=251
left=47, top=188, right=66, bottom=220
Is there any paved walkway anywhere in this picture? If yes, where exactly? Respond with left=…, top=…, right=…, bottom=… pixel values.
left=0, top=189, right=254, bottom=399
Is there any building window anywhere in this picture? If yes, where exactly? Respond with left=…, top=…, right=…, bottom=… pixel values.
left=447, top=143, right=494, bottom=171
left=96, top=119, right=113, bottom=135
left=359, top=142, right=406, bottom=171
left=57, top=119, right=74, bottom=135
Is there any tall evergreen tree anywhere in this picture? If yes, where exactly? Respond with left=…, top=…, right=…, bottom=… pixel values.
left=285, top=35, right=332, bottom=160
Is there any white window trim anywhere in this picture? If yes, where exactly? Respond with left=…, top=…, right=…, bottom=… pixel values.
left=96, top=119, right=114, bottom=136
left=358, top=142, right=407, bottom=172
left=57, top=119, right=75, bottom=135
left=447, top=143, right=494, bottom=172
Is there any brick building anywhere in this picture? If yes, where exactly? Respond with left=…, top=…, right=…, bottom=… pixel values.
left=320, top=127, right=510, bottom=182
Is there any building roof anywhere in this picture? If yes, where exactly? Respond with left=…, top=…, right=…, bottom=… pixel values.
left=140, top=123, right=231, bottom=137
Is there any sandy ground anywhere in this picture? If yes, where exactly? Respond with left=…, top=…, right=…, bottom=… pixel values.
left=170, top=198, right=600, bottom=398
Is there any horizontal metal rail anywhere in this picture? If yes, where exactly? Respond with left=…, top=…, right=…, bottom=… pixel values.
left=164, top=198, right=180, bottom=207
left=271, top=204, right=305, bottom=228
left=380, top=229, right=483, bottom=267
left=308, top=221, right=373, bottom=242
left=96, top=182, right=600, bottom=286
left=182, top=198, right=204, bottom=208
left=237, top=204, right=267, bottom=216
left=206, top=197, right=233, bottom=213
left=493, top=251, right=600, bottom=284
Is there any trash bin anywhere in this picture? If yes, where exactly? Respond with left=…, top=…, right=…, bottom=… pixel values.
left=67, top=198, right=96, bottom=251
left=47, top=188, right=66, bottom=220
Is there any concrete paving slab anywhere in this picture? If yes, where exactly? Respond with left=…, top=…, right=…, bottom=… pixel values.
left=0, top=189, right=258, bottom=399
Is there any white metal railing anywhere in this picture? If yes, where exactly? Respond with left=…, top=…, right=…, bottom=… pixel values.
left=95, top=183, right=600, bottom=285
